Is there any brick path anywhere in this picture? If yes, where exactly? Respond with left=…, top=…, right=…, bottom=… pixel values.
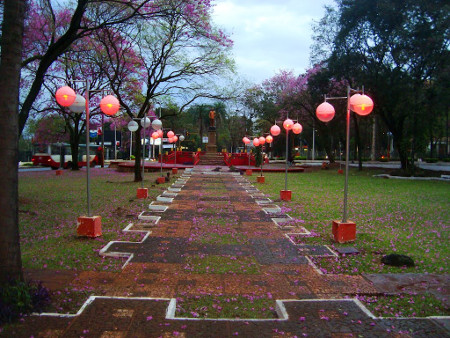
left=6, top=168, right=449, bottom=337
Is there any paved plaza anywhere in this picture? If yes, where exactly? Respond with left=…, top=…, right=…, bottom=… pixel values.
left=6, top=167, right=449, bottom=337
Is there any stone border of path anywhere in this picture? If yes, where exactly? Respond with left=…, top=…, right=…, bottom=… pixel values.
left=373, top=174, right=450, bottom=181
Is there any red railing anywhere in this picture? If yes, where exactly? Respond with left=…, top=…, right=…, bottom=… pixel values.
left=193, top=152, right=200, bottom=165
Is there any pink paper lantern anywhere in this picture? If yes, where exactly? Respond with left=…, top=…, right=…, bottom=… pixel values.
left=270, top=125, right=281, bottom=136
left=168, top=137, right=174, bottom=143
left=100, top=95, right=120, bottom=116
left=292, top=122, right=303, bottom=134
left=259, top=136, right=266, bottom=145
left=265, top=135, right=273, bottom=144
left=152, top=132, right=159, bottom=139
left=350, top=94, right=374, bottom=116
left=55, top=86, right=76, bottom=107
left=243, top=137, right=250, bottom=144
left=167, top=130, right=175, bottom=138
left=173, top=135, right=178, bottom=142
left=157, top=129, right=163, bottom=138
left=283, top=118, right=294, bottom=130
left=316, top=101, right=335, bottom=122
left=253, top=138, right=260, bottom=146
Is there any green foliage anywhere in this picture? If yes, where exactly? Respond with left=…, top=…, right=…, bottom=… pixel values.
left=0, top=280, right=50, bottom=324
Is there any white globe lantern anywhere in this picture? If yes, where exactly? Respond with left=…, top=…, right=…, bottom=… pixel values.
left=141, top=117, right=151, bottom=128
left=151, top=118, right=162, bottom=130
left=128, top=120, right=138, bottom=132
left=69, top=94, right=86, bottom=113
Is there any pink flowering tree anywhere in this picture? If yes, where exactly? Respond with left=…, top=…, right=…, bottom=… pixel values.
left=96, top=0, right=234, bottom=181
left=18, top=0, right=175, bottom=137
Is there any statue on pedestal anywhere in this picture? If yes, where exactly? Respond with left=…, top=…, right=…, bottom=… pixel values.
left=209, top=110, right=215, bottom=128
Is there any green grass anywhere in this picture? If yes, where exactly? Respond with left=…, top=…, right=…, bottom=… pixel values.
left=250, top=169, right=449, bottom=275
left=184, top=255, right=260, bottom=274
left=175, top=295, right=277, bottom=319
left=358, top=293, right=449, bottom=318
left=19, top=168, right=171, bottom=272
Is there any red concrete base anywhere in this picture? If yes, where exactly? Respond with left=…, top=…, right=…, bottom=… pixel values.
left=157, top=176, right=166, bottom=184
left=136, top=188, right=148, bottom=199
left=172, top=168, right=178, bottom=174
left=280, top=190, right=292, bottom=201
left=337, top=169, right=344, bottom=174
left=245, top=169, right=252, bottom=176
left=257, top=176, right=265, bottom=183
left=55, top=170, right=63, bottom=176
left=77, top=216, right=102, bottom=238
left=332, top=220, right=356, bottom=243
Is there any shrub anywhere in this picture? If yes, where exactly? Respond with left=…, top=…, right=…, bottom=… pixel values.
left=130, top=155, right=135, bottom=160
left=0, top=280, right=50, bottom=325
left=294, top=156, right=307, bottom=160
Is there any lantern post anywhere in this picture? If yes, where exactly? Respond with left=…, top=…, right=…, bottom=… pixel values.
left=315, top=86, right=374, bottom=242
left=56, top=82, right=119, bottom=237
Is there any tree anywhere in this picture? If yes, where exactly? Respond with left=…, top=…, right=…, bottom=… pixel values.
left=96, top=0, right=234, bottom=181
left=0, top=0, right=26, bottom=283
left=327, top=0, right=450, bottom=170
left=19, top=0, right=170, bottom=137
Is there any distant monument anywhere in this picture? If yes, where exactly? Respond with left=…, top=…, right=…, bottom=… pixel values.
left=206, top=109, right=217, bottom=153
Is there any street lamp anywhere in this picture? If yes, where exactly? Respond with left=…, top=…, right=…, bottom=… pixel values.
left=315, top=86, right=374, bottom=243
left=270, top=117, right=302, bottom=201
left=56, top=82, right=119, bottom=237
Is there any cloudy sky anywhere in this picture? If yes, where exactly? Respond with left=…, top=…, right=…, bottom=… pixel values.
left=211, top=0, right=336, bottom=85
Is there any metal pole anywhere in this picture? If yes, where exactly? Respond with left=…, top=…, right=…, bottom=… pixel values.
left=114, top=123, right=117, bottom=160
left=312, top=120, right=315, bottom=161
left=285, top=127, right=288, bottom=191
left=130, top=132, right=132, bottom=159
left=260, top=145, right=263, bottom=176
left=141, top=120, right=146, bottom=188
left=101, top=113, right=104, bottom=167
left=85, top=80, right=91, bottom=217
left=159, top=105, right=163, bottom=177
left=342, top=86, right=351, bottom=223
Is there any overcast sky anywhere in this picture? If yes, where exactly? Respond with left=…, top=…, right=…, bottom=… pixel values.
left=211, top=0, right=336, bottom=85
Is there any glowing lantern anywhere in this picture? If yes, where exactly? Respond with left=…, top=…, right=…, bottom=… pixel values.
left=167, top=130, right=174, bottom=138
left=152, top=132, right=159, bottom=139
left=316, top=101, right=335, bottom=122
left=283, top=118, right=294, bottom=130
left=259, top=136, right=266, bottom=145
left=157, top=129, right=163, bottom=138
left=173, top=135, right=178, bottom=142
left=55, top=86, right=76, bottom=107
left=292, top=122, right=303, bottom=134
left=69, top=94, right=86, bottom=113
left=168, top=137, right=174, bottom=143
left=266, top=135, right=273, bottom=143
left=253, top=138, right=260, bottom=146
left=270, top=125, right=281, bottom=136
left=350, top=94, right=373, bottom=116
left=100, top=95, right=120, bottom=116
left=243, top=137, right=251, bottom=144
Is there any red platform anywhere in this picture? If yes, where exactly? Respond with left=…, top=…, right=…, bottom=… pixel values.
left=332, top=220, right=356, bottom=243
left=280, top=190, right=292, bottom=201
left=257, top=176, right=265, bottom=183
left=136, top=188, right=148, bottom=199
left=77, top=216, right=102, bottom=238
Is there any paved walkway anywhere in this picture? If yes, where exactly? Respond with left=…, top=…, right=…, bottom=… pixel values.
left=6, top=168, right=449, bottom=337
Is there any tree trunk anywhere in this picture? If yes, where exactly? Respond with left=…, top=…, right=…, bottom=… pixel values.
left=0, top=0, right=26, bottom=283
left=371, top=116, right=376, bottom=161
left=133, top=127, right=143, bottom=182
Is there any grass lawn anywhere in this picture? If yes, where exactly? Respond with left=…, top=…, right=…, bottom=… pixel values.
left=249, top=169, right=449, bottom=275
left=19, top=168, right=170, bottom=272
left=17, top=166, right=449, bottom=318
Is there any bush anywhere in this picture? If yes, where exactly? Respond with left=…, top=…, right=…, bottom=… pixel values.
left=294, top=156, right=307, bottom=160
left=0, top=280, right=50, bottom=325
left=130, top=155, right=135, bottom=160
